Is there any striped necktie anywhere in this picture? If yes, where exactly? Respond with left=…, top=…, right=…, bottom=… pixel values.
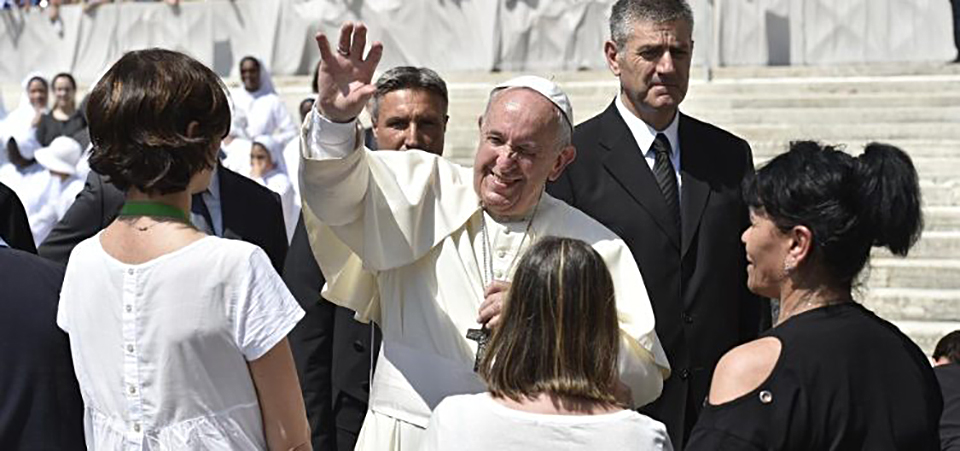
left=652, top=133, right=680, bottom=230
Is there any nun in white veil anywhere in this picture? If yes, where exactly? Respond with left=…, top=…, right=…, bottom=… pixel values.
left=249, top=135, right=298, bottom=242
left=0, top=73, right=48, bottom=173
left=230, top=56, right=297, bottom=145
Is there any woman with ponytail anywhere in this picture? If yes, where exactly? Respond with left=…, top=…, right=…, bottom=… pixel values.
left=687, top=141, right=942, bottom=450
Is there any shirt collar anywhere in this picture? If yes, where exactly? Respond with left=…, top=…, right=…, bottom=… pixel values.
left=205, top=165, right=220, bottom=200
left=615, top=93, right=680, bottom=159
left=0, top=236, right=8, bottom=248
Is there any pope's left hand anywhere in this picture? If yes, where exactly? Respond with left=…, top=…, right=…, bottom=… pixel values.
left=477, top=280, right=510, bottom=329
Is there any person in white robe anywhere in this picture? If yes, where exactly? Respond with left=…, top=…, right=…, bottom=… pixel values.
left=1, top=73, right=48, bottom=174
left=249, top=135, right=298, bottom=242
left=299, top=23, right=670, bottom=451
left=230, top=56, right=297, bottom=147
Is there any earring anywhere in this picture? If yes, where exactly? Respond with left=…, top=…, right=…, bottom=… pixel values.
left=783, top=260, right=795, bottom=274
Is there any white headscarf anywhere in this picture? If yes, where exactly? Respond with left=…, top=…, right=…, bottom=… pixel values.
left=230, top=56, right=277, bottom=116
left=1, top=73, right=48, bottom=162
left=251, top=134, right=286, bottom=174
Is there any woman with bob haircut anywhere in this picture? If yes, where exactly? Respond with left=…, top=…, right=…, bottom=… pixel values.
left=421, top=236, right=672, bottom=450
left=687, top=141, right=942, bottom=450
left=56, top=48, right=311, bottom=450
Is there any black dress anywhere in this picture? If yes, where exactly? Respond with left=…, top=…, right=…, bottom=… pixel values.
left=686, top=302, right=942, bottom=450
left=35, top=110, right=89, bottom=148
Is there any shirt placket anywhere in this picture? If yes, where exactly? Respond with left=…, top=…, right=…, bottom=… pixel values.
left=122, top=267, right=145, bottom=449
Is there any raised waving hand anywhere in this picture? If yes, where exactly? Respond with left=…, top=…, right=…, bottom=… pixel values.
left=313, top=22, right=383, bottom=123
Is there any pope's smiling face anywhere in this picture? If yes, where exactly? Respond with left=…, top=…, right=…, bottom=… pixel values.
left=472, top=88, right=575, bottom=220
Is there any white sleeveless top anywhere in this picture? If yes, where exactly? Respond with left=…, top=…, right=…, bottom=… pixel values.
left=57, top=235, right=304, bottom=450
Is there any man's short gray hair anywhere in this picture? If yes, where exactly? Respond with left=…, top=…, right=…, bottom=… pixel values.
left=483, top=88, right=572, bottom=152
left=610, top=0, right=695, bottom=49
left=370, top=66, right=449, bottom=123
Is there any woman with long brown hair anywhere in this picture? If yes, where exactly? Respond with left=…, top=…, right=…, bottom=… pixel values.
left=421, top=236, right=672, bottom=450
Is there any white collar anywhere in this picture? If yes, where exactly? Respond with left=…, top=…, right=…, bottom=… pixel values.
left=205, top=165, right=221, bottom=200
left=615, top=94, right=680, bottom=159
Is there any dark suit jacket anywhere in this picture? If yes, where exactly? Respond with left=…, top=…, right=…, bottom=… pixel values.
left=0, top=181, right=36, bottom=254
left=937, top=363, right=960, bottom=451
left=0, top=247, right=84, bottom=449
left=547, top=102, right=770, bottom=448
left=38, top=165, right=288, bottom=272
left=284, top=215, right=381, bottom=451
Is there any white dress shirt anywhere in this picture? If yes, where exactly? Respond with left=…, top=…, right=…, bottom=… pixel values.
left=191, top=168, right=223, bottom=236
left=615, top=94, right=683, bottom=196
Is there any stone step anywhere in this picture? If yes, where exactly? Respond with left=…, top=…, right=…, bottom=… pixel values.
left=922, top=180, right=960, bottom=207
left=924, top=207, right=960, bottom=231
left=873, top=231, right=960, bottom=260
left=867, top=259, right=960, bottom=290
left=862, top=288, right=960, bottom=323
left=683, top=107, right=960, bottom=126
left=754, top=156, right=960, bottom=182
left=888, top=319, right=960, bottom=355
left=723, top=123, right=960, bottom=144
left=750, top=139, right=960, bottom=159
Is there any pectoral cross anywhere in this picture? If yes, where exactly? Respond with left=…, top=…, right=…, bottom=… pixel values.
left=466, top=326, right=490, bottom=372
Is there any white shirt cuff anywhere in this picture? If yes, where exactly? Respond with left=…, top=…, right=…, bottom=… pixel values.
left=303, top=106, right=359, bottom=160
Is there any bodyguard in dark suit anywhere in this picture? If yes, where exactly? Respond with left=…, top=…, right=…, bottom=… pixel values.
left=546, top=1, right=768, bottom=447
left=284, top=215, right=383, bottom=451
left=0, top=181, right=36, bottom=253
left=0, top=245, right=84, bottom=449
left=38, top=164, right=288, bottom=271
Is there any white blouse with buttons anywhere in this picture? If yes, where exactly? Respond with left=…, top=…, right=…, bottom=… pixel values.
left=57, top=234, right=304, bottom=450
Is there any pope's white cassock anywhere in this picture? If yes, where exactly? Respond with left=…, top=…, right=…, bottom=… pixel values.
left=299, top=110, right=671, bottom=451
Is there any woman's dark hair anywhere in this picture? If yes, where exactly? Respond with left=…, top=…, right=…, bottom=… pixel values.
left=51, top=72, right=77, bottom=90
left=744, top=141, right=923, bottom=288
left=27, top=76, right=48, bottom=91
left=87, top=48, right=231, bottom=195
left=481, top=237, right=620, bottom=405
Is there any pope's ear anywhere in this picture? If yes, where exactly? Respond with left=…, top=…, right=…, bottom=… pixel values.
left=548, top=144, right=577, bottom=181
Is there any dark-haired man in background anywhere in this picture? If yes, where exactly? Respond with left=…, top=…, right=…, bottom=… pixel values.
left=547, top=0, right=769, bottom=447
left=285, top=64, right=449, bottom=451
left=935, top=330, right=960, bottom=450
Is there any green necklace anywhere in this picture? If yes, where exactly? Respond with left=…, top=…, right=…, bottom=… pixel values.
left=118, top=201, right=191, bottom=230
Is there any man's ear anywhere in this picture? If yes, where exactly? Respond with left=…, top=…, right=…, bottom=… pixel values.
left=604, top=40, right=621, bottom=77
left=548, top=144, right=577, bottom=181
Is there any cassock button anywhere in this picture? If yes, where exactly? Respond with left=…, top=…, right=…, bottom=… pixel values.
left=679, top=368, right=690, bottom=380
left=353, top=340, right=366, bottom=353
left=683, top=312, right=693, bottom=324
